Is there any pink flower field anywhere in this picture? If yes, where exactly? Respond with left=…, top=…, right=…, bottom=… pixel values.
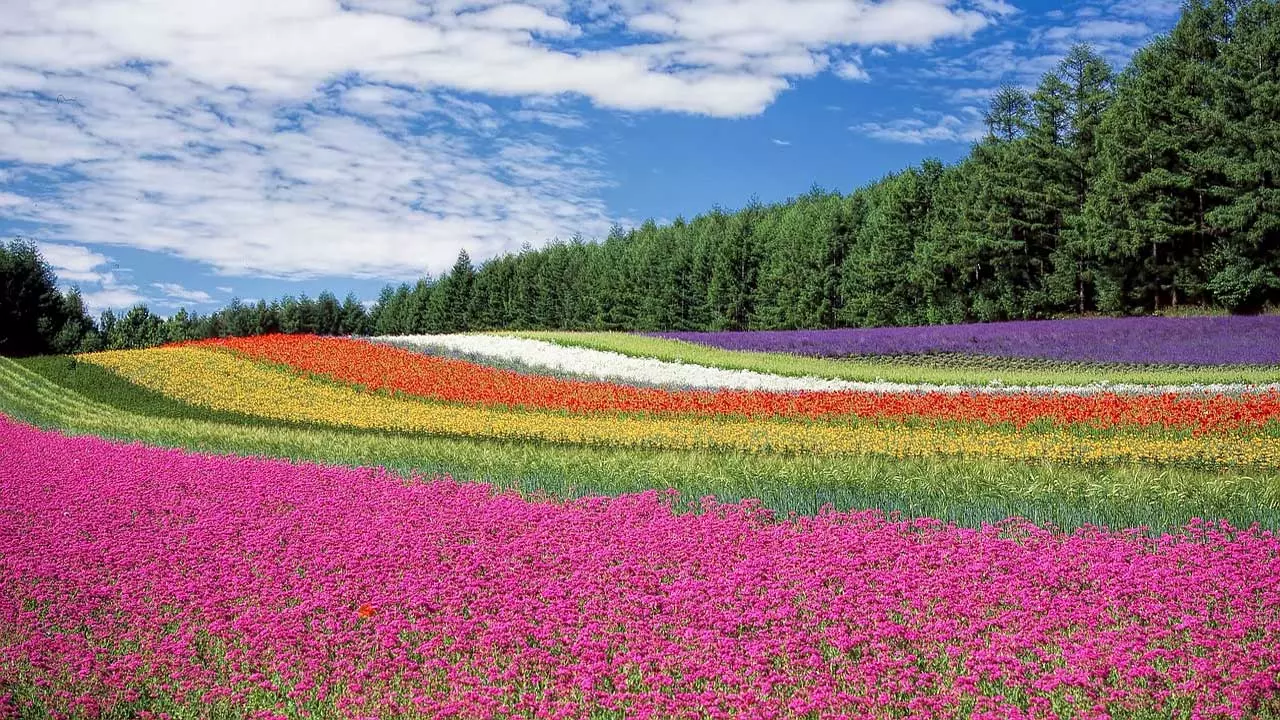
left=2, top=416, right=1279, bottom=720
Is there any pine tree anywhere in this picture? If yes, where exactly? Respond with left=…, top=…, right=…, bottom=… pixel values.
left=1202, top=0, right=1280, bottom=310
left=1049, top=45, right=1117, bottom=312
left=339, top=293, right=369, bottom=335
left=443, top=250, right=475, bottom=332
left=1085, top=6, right=1225, bottom=312
left=107, top=305, right=165, bottom=350
left=707, top=204, right=760, bottom=330
left=0, top=240, right=70, bottom=357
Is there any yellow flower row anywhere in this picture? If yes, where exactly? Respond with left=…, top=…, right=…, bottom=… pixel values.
left=80, top=347, right=1280, bottom=467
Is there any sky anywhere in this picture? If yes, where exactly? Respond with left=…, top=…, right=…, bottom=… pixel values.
left=0, top=0, right=1183, bottom=315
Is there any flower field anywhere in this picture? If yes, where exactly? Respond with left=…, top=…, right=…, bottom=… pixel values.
left=3, top=418, right=1280, bottom=719
left=183, top=334, right=1280, bottom=432
left=57, top=342, right=1280, bottom=467
left=3, top=319, right=1280, bottom=718
left=655, top=315, right=1280, bottom=366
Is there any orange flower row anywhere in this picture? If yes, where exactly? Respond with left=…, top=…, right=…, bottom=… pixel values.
left=192, top=334, right=1280, bottom=433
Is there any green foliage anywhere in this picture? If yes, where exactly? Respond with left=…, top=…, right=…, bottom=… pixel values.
left=0, top=239, right=98, bottom=357
left=104, top=305, right=165, bottom=349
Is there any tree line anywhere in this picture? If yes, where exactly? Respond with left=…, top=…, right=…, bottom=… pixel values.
left=1, top=240, right=375, bottom=356
left=372, top=0, right=1278, bottom=335
left=2, top=0, right=1276, bottom=357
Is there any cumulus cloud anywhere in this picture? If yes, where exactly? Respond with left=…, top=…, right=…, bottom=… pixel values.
left=153, top=283, right=216, bottom=305
left=855, top=108, right=986, bottom=144
left=860, top=0, right=1177, bottom=146
left=33, top=241, right=146, bottom=312
left=81, top=287, right=149, bottom=314
left=2, top=0, right=997, bottom=118
left=0, top=0, right=1004, bottom=281
left=34, top=242, right=115, bottom=285
left=834, top=58, right=871, bottom=82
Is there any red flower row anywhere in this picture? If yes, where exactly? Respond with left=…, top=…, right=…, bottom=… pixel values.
left=192, top=334, right=1280, bottom=433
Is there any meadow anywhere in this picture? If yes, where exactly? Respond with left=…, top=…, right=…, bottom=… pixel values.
left=3, top=316, right=1280, bottom=718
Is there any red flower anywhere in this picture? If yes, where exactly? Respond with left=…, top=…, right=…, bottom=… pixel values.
left=357, top=603, right=376, bottom=619
left=194, top=333, right=1280, bottom=434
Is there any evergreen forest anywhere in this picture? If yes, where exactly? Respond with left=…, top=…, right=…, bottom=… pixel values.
left=3, top=0, right=1277, bottom=355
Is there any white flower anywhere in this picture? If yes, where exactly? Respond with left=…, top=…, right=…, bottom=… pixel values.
left=373, top=334, right=1279, bottom=397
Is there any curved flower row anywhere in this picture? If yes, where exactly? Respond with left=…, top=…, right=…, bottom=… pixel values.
left=79, top=346, right=1280, bottom=466
left=656, top=315, right=1280, bottom=365
left=198, top=334, right=1280, bottom=433
left=4, top=417, right=1279, bottom=718
left=383, top=333, right=1280, bottom=396
left=380, top=333, right=863, bottom=392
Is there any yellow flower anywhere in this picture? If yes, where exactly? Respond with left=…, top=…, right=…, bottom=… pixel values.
left=79, top=347, right=1280, bottom=468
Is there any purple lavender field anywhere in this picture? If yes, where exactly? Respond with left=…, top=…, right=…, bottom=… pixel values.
left=655, top=315, right=1280, bottom=366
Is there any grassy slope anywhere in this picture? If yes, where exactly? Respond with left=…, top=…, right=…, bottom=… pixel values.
left=510, top=331, right=1280, bottom=387
left=3, top=356, right=1278, bottom=532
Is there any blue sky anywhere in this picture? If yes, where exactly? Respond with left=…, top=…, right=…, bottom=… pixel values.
left=0, top=0, right=1181, bottom=315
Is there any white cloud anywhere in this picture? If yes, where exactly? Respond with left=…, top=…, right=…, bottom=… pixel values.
left=457, top=4, right=582, bottom=37
left=33, top=241, right=146, bottom=312
left=510, top=109, right=588, bottom=128
left=34, top=242, right=114, bottom=285
left=1110, top=0, right=1182, bottom=20
left=81, top=287, right=148, bottom=314
left=0, top=73, right=614, bottom=280
left=949, top=86, right=1000, bottom=104
left=0, top=0, right=999, bottom=119
left=153, top=282, right=216, bottom=305
left=972, top=0, right=1019, bottom=15
left=1072, top=19, right=1150, bottom=40
left=855, top=108, right=985, bottom=144
left=0, top=191, right=31, bottom=208
left=771, top=138, right=791, bottom=146
left=216, top=286, right=234, bottom=294
left=1038, top=19, right=1150, bottom=51
left=834, top=59, right=871, bottom=82
left=0, top=0, right=1007, bottom=282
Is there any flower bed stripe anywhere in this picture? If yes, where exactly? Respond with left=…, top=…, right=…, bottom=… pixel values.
left=3, top=417, right=1279, bottom=718
left=654, top=315, right=1280, bottom=365
left=202, top=334, right=1280, bottom=433
left=8, top=357, right=1280, bottom=533
left=78, top=346, right=1280, bottom=467
left=511, top=331, right=1280, bottom=389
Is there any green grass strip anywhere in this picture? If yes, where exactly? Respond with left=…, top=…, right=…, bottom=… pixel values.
left=3, top=356, right=1279, bottom=533
left=509, top=331, right=1280, bottom=387
left=18, top=356, right=276, bottom=426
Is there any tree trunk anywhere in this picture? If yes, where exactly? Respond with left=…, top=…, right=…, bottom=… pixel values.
left=1078, top=260, right=1086, bottom=313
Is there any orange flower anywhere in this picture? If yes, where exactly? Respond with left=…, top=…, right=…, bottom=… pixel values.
left=357, top=603, right=376, bottom=619
left=188, top=334, right=1280, bottom=433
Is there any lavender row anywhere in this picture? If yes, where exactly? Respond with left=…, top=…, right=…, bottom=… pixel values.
left=656, top=315, right=1280, bottom=366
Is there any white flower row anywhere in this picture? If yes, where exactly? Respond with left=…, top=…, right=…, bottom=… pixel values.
left=373, top=334, right=1278, bottom=396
